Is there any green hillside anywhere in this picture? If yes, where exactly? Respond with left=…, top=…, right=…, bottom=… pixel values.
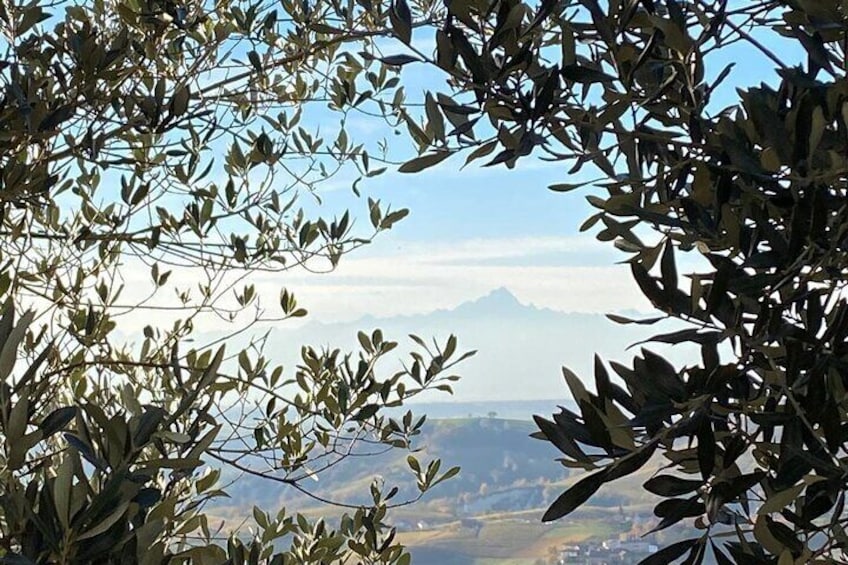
left=214, top=418, right=568, bottom=511
left=212, top=417, right=667, bottom=516
left=208, top=417, right=696, bottom=564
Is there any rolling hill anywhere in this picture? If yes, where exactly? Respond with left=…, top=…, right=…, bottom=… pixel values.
left=207, top=415, right=692, bottom=564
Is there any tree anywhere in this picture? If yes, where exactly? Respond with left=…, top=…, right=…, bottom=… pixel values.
left=0, top=1, right=472, bottom=562
left=393, top=0, right=848, bottom=562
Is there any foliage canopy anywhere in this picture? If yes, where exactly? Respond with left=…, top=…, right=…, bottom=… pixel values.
left=392, top=0, right=848, bottom=562
left=6, top=0, right=848, bottom=562
left=0, top=0, right=471, bottom=563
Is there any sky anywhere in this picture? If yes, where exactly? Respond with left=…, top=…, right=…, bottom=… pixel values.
left=279, top=160, right=636, bottom=322
left=273, top=22, right=804, bottom=326
left=51, top=4, right=804, bottom=402
left=50, top=2, right=803, bottom=338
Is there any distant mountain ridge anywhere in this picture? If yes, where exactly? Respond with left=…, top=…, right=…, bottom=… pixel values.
left=304, top=287, right=639, bottom=327
left=234, top=286, right=695, bottom=402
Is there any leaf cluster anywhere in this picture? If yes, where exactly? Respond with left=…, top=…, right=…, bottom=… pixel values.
left=399, top=0, right=848, bottom=562
left=0, top=0, right=474, bottom=563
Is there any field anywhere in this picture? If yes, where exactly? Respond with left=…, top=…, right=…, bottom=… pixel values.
left=399, top=510, right=628, bottom=565
left=205, top=417, right=691, bottom=564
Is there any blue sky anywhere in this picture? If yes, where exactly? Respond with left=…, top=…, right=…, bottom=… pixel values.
left=78, top=4, right=809, bottom=405
left=275, top=24, right=805, bottom=324
left=96, top=6, right=804, bottom=345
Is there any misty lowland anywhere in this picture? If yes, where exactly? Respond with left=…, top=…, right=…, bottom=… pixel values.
left=2, top=2, right=847, bottom=565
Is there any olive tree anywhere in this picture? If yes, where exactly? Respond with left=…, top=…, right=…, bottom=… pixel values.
left=0, top=0, right=471, bottom=563
left=394, top=0, right=848, bottom=562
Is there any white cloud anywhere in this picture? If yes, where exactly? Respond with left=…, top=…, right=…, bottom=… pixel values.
left=105, top=234, right=652, bottom=337
left=255, top=235, right=651, bottom=322
left=373, top=235, right=604, bottom=262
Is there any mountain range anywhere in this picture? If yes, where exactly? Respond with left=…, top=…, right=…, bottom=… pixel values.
left=228, top=286, right=697, bottom=403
